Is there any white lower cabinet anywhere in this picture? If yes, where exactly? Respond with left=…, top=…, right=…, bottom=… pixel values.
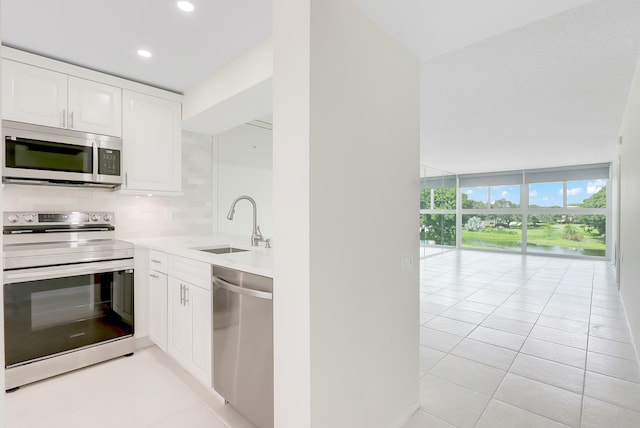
left=166, top=256, right=213, bottom=388
left=167, top=277, right=190, bottom=365
left=148, top=250, right=169, bottom=351
left=184, top=281, right=212, bottom=383
left=149, top=270, right=168, bottom=351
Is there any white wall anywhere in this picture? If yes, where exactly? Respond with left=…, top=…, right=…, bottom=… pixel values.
left=1, top=131, right=213, bottom=239
left=214, top=124, right=273, bottom=241
left=616, top=57, right=640, bottom=358
left=0, top=5, right=5, bottom=422
left=182, top=39, right=273, bottom=136
left=273, top=0, right=420, bottom=426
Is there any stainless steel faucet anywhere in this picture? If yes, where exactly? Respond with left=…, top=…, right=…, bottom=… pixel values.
left=226, top=195, right=270, bottom=247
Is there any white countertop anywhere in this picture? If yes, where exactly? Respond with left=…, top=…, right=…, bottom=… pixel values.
left=126, top=234, right=273, bottom=278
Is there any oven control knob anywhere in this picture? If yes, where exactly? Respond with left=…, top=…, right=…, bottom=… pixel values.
left=90, top=214, right=102, bottom=222
left=24, top=214, right=35, bottom=223
left=7, top=214, right=19, bottom=223
left=103, top=214, right=112, bottom=222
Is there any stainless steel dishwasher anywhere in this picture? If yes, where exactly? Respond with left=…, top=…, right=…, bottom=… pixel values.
left=212, top=265, right=273, bottom=428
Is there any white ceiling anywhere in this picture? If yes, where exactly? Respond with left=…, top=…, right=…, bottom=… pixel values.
left=0, top=0, right=271, bottom=93
left=351, top=0, right=594, bottom=62
left=2, top=0, right=640, bottom=175
left=416, top=0, right=640, bottom=174
left=354, top=0, right=640, bottom=174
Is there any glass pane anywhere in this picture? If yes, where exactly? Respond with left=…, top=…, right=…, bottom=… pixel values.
left=421, top=188, right=456, bottom=210
left=461, top=214, right=522, bottom=251
left=529, top=182, right=563, bottom=208
left=420, top=214, right=456, bottom=246
left=461, top=187, right=488, bottom=209
left=491, top=185, right=520, bottom=208
left=567, top=179, right=607, bottom=208
left=433, top=187, right=456, bottom=210
left=527, top=215, right=606, bottom=257
left=420, top=188, right=431, bottom=210
left=6, top=138, right=93, bottom=173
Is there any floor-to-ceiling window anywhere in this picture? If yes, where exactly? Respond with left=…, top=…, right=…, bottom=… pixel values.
left=420, top=167, right=456, bottom=257
left=420, top=163, right=610, bottom=258
left=460, top=171, right=523, bottom=252
left=525, top=166, right=608, bottom=257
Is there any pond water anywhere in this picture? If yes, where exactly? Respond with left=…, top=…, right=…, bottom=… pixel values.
left=460, top=240, right=605, bottom=257
left=462, top=240, right=521, bottom=251
left=526, top=243, right=605, bottom=257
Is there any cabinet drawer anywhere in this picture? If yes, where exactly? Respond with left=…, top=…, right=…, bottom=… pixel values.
left=149, top=250, right=168, bottom=274
left=169, top=255, right=211, bottom=290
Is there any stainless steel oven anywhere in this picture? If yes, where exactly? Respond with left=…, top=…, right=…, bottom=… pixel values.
left=3, top=211, right=134, bottom=390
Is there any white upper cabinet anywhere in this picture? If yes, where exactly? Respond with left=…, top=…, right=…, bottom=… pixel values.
left=67, top=76, right=122, bottom=136
left=2, top=59, right=122, bottom=136
left=122, top=90, right=182, bottom=193
left=2, top=59, right=67, bottom=128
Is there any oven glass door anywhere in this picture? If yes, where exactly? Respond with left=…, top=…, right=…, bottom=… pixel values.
left=4, top=267, right=134, bottom=367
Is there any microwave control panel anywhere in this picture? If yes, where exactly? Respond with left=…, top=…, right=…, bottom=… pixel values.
left=98, top=148, right=121, bottom=176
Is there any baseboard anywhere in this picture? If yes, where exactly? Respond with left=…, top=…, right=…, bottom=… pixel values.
left=134, top=335, right=154, bottom=350
left=393, top=400, right=421, bottom=428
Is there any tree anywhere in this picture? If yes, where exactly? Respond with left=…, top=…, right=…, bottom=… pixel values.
left=421, top=188, right=456, bottom=210
left=433, top=188, right=456, bottom=209
left=420, top=214, right=456, bottom=245
left=420, top=189, right=430, bottom=210
left=462, top=193, right=487, bottom=209
left=582, top=186, right=606, bottom=209
left=492, top=198, right=518, bottom=209
left=578, top=186, right=606, bottom=235
left=466, top=216, right=484, bottom=231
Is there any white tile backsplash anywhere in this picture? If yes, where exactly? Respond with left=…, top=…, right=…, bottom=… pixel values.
left=1, top=131, right=214, bottom=240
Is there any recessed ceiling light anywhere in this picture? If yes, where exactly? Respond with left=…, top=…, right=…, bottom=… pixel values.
left=137, top=49, right=152, bottom=58
left=177, top=1, right=194, bottom=12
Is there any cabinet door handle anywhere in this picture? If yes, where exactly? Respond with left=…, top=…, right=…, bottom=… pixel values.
left=179, top=284, right=184, bottom=305
left=70, top=111, right=74, bottom=128
left=62, top=109, right=66, bottom=128
left=149, top=273, right=159, bottom=279
left=150, top=259, right=161, bottom=264
left=184, top=285, right=189, bottom=305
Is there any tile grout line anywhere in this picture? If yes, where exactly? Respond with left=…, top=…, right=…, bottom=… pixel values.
left=478, top=259, right=575, bottom=427
left=420, top=251, right=640, bottom=428
left=466, top=257, right=568, bottom=427
left=578, top=262, right=595, bottom=428
left=472, top=257, right=588, bottom=428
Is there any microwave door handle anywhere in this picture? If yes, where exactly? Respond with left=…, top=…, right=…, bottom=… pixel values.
left=92, top=141, right=99, bottom=181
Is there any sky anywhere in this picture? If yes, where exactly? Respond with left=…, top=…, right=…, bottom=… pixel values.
left=530, top=179, right=606, bottom=207
left=462, top=179, right=607, bottom=207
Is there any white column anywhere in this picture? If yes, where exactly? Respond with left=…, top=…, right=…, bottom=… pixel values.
left=273, top=0, right=421, bottom=426
left=617, top=57, right=640, bottom=359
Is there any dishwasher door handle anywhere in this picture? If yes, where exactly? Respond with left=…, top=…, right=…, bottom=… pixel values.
left=213, top=276, right=272, bottom=300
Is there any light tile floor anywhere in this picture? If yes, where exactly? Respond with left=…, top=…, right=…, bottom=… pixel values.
left=406, top=250, right=640, bottom=428
left=6, top=249, right=640, bottom=428
left=5, top=346, right=256, bottom=428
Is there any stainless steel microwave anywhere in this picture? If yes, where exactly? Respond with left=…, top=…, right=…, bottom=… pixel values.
left=2, top=120, right=123, bottom=188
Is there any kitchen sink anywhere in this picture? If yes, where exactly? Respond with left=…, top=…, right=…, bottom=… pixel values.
left=197, top=247, right=249, bottom=254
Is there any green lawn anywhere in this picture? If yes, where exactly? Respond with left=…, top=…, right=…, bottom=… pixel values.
left=462, top=228, right=521, bottom=251
left=461, top=223, right=605, bottom=254
left=527, top=225, right=605, bottom=250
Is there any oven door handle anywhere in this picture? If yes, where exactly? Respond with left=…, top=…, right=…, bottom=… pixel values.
left=3, top=259, right=134, bottom=284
